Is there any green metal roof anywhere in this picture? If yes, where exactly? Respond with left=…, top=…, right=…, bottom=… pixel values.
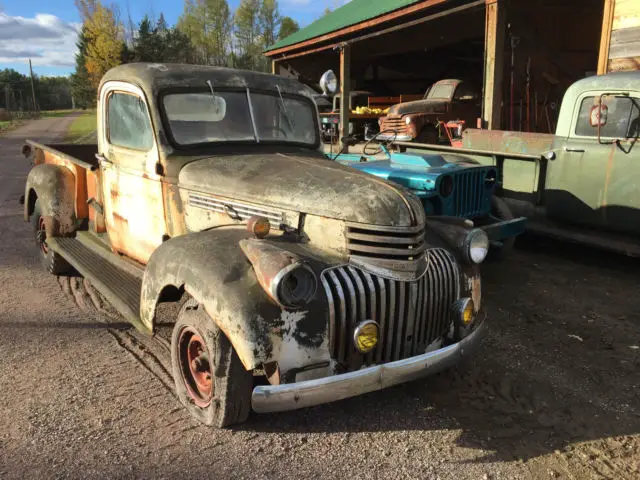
left=266, top=0, right=423, bottom=53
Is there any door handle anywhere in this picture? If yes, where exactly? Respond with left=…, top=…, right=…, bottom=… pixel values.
left=564, top=146, right=585, bottom=153
left=95, top=153, right=111, bottom=165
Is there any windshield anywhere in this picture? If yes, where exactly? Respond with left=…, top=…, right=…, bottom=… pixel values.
left=426, top=83, right=455, bottom=100
left=163, top=90, right=317, bottom=146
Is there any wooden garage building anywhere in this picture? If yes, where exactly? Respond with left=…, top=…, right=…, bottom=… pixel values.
left=265, top=0, right=638, bottom=137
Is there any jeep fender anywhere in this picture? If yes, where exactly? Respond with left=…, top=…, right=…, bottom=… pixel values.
left=24, top=163, right=76, bottom=236
left=140, top=228, right=329, bottom=372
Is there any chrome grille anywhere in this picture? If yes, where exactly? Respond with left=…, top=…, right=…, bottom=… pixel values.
left=321, top=248, right=460, bottom=366
left=346, top=223, right=426, bottom=261
left=188, top=193, right=284, bottom=226
left=452, top=169, right=488, bottom=218
left=380, top=117, right=409, bottom=134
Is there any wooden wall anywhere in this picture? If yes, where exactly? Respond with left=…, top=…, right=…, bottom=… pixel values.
left=599, top=0, right=640, bottom=73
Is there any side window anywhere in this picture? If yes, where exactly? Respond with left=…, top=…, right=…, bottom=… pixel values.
left=575, top=95, right=640, bottom=139
left=107, top=92, right=154, bottom=150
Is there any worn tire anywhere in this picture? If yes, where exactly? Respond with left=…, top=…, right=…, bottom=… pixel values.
left=171, top=299, right=252, bottom=427
left=489, top=196, right=515, bottom=258
left=31, top=198, right=73, bottom=275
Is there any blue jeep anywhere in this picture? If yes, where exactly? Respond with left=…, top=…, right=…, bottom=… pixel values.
left=329, top=141, right=526, bottom=255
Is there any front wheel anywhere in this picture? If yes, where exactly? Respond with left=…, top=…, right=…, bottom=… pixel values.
left=31, top=198, right=72, bottom=275
left=489, top=196, right=515, bottom=258
left=171, top=299, right=252, bottom=427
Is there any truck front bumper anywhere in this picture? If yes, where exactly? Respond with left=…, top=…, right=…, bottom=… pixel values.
left=251, top=319, right=486, bottom=413
left=481, top=216, right=527, bottom=242
left=376, top=132, right=414, bottom=142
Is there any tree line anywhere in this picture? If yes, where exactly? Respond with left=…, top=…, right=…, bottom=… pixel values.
left=72, top=0, right=300, bottom=108
left=0, top=69, right=73, bottom=114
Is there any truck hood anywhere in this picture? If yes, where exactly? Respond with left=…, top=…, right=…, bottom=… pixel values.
left=387, top=99, right=447, bottom=117
left=343, top=152, right=489, bottom=194
left=178, top=152, right=424, bottom=227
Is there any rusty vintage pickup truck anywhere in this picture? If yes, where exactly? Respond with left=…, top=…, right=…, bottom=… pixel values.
left=22, top=63, right=487, bottom=427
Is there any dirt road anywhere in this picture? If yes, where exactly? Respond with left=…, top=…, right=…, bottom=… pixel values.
left=0, top=118, right=638, bottom=479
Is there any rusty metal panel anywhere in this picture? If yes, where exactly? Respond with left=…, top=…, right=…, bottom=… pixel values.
left=461, top=128, right=555, bottom=156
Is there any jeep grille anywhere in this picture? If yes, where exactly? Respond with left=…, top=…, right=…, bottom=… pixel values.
left=451, top=169, right=490, bottom=218
left=321, top=248, right=459, bottom=367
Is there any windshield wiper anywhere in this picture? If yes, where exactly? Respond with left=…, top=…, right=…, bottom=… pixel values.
left=246, top=87, right=259, bottom=143
left=276, top=85, right=295, bottom=131
left=206, top=80, right=221, bottom=116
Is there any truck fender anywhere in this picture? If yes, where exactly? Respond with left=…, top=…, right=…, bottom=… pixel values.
left=140, top=228, right=329, bottom=372
left=24, top=163, right=76, bottom=236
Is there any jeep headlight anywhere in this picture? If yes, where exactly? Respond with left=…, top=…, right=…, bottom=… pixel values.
left=272, top=263, right=317, bottom=309
left=464, top=228, right=489, bottom=264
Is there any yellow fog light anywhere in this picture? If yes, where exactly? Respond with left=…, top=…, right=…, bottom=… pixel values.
left=353, top=320, right=379, bottom=354
left=453, top=298, right=475, bottom=326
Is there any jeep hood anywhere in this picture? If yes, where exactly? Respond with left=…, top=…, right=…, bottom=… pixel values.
left=178, top=152, right=424, bottom=227
left=387, top=99, right=447, bottom=117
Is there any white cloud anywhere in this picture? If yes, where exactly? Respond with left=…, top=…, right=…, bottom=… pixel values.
left=0, top=13, right=80, bottom=69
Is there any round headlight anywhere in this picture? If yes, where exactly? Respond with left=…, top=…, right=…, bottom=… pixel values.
left=353, top=320, right=379, bottom=354
left=319, top=70, right=338, bottom=96
left=439, top=175, right=454, bottom=197
left=464, top=228, right=489, bottom=264
left=405, top=116, right=412, bottom=125
left=273, top=263, right=317, bottom=309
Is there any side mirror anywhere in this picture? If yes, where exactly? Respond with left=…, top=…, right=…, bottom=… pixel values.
left=319, top=70, right=338, bottom=96
left=341, top=135, right=358, bottom=147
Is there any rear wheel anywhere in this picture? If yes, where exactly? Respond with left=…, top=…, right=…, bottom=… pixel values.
left=171, top=299, right=252, bottom=427
left=31, top=198, right=72, bottom=275
left=489, top=196, right=515, bottom=258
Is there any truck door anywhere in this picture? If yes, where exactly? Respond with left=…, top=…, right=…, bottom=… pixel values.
left=98, top=83, right=166, bottom=264
left=546, top=92, right=640, bottom=235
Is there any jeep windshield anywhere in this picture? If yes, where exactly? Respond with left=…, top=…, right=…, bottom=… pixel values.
left=162, top=90, right=318, bottom=146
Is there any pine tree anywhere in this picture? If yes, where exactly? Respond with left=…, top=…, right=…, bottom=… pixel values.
left=70, top=26, right=96, bottom=108
left=278, top=16, right=299, bottom=40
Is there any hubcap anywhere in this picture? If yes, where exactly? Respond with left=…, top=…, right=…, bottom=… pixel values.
left=37, top=217, right=48, bottom=254
left=178, top=327, right=213, bottom=407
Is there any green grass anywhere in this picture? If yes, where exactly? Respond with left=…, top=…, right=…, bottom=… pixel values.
left=64, top=110, right=97, bottom=143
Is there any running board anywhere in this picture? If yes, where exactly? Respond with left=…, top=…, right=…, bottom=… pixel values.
left=47, top=236, right=149, bottom=333
left=526, top=220, right=640, bottom=257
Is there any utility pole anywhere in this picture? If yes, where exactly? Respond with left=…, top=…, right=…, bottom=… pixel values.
left=28, top=58, right=38, bottom=112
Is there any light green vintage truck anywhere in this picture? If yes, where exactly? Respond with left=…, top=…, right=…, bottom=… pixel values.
left=395, top=71, right=640, bottom=256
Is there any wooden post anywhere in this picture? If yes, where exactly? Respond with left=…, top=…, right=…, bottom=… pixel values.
left=597, top=0, right=615, bottom=74
left=28, top=58, right=38, bottom=112
left=339, top=44, right=351, bottom=152
left=483, top=0, right=505, bottom=130
left=271, top=60, right=277, bottom=75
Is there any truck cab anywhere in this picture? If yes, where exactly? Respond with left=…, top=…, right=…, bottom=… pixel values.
left=22, top=63, right=488, bottom=427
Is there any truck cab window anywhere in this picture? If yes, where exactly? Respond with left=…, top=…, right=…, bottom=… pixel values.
left=575, top=96, right=640, bottom=139
left=453, top=84, right=477, bottom=102
left=107, top=92, right=154, bottom=151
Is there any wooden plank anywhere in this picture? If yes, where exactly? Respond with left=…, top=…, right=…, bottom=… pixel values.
left=611, top=25, right=640, bottom=45
left=609, top=41, right=640, bottom=59
left=483, top=0, right=505, bottom=129
left=607, top=56, right=640, bottom=72
left=339, top=45, right=351, bottom=152
left=598, top=0, right=615, bottom=74
left=612, top=0, right=640, bottom=30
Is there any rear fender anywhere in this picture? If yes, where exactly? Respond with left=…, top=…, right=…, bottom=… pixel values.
left=140, top=228, right=329, bottom=372
left=24, top=163, right=76, bottom=236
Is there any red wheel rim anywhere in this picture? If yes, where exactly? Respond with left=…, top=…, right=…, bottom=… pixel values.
left=178, top=327, right=213, bottom=407
left=37, top=217, right=48, bottom=254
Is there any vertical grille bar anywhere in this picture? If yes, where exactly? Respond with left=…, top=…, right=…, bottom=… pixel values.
left=326, top=270, right=347, bottom=362
left=374, top=277, right=387, bottom=363
left=384, top=279, right=396, bottom=362
left=320, top=275, right=336, bottom=355
left=392, top=283, right=406, bottom=361
left=403, top=281, right=419, bottom=357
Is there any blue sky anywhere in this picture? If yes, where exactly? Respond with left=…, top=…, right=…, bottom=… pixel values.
left=0, top=0, right=346, bottom=77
